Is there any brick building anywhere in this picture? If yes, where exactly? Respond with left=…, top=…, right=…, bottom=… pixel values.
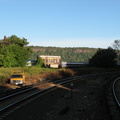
left=39, top=55, right=61, bottom=68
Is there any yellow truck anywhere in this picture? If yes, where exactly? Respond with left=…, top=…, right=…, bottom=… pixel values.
left=10, top=70, right=25, bottom=85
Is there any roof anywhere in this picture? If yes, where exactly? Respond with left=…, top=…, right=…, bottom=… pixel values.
left=39, top=55, right=61, bottom=58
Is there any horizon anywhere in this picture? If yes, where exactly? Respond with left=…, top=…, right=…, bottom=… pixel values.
left=0, top=35, right=115, bottom=49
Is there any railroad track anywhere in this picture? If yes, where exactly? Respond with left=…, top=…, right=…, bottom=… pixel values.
left=112, top=77, right=120, bottom=108
left=0, top=76, right=79, bottom=115
left=106, top=76, right=120, bottom=120
left=1, top=72, right=120, bottom=119
left=0, top=73, right=95, bottom=115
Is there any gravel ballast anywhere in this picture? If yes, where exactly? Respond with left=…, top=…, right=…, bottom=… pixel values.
left=1, top=75, right=116, bottom=120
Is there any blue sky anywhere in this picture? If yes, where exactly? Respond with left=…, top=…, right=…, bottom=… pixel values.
left=0, top=0, right=120, bottom=48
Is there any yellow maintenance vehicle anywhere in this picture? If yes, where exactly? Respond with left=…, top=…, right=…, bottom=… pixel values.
left=10, top=70, right=25, bottom=85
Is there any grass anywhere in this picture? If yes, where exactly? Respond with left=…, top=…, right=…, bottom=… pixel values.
left=0, top=66, right=120, bottom=86
left=0, top=66, right=58, bottom=76
left=0, top=67, right=75, bottom=85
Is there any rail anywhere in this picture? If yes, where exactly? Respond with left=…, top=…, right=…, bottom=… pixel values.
left=112, top=77, right=120, bottom=107
left=1, top=71, right=120, bottom=115
left=0, top=77, right=77, bottom=114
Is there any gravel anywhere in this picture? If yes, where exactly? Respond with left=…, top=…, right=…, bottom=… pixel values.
left=43, top=76, right=111, bottom=120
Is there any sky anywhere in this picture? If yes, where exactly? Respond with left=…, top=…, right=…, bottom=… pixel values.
left=0, top=0, right=120, bottom=48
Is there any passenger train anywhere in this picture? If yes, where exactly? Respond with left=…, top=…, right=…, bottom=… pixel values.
left=61, top=62, right=88, bottom=68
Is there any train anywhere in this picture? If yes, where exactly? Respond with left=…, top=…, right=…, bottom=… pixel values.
left=61, top=62, right=88, bottom=68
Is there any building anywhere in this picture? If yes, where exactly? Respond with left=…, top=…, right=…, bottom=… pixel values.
left=26, top=60, right=32, bottom=66
left=26, top=60, right=37, bottom=66
left=39, top=55, right=61, bottom=68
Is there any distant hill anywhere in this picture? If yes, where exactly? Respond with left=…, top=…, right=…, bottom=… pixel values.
left=30, top=46, right=97, bottom=62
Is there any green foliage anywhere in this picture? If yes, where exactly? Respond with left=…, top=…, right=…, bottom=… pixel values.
left=8, top=35, right=29, bottom=47
left=89, top=48, right=117, bottom=68
left=30, top=46, right=97, bottom=62
left=36, top=57, right=44, bottom=67
left=0, top=35, right=32, bottom=67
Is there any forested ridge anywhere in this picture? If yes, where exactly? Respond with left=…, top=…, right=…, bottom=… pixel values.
left=30, top=46, right=97, bottom=62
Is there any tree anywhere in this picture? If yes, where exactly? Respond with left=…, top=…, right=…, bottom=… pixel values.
left=1, top=46, right=17, bottom=67
left=89, top=47, right=117, bottom=68
left=0, top=35, right=32, bottom=67
left=112, top=40, right=120, bottom=62
left=36, top=56, right=44, bottom=67
left=8, top=35, right=29, bottom=47
left=113, top=40, right=120, bottom=50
